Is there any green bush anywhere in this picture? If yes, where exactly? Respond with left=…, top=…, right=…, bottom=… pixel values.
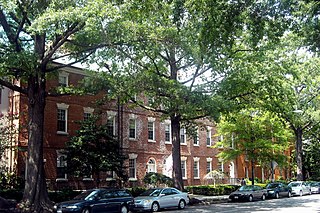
left=49, top=188, right=82, bottom=203
left=186, top=185, right=241, bottom=196
left=0, top=189, right=23, bottom=201
left=129, top=187, right=146, bottom=197
left=143, top=172, right=173, bottom=187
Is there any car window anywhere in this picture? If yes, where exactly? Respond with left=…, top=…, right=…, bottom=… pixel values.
left=100, top=190, right=115, bottom=199
left=116, top=190, right=131, bottom=197
left=162, top=189, right=172, bottom=195
left=140, top=189, right=161, bottom=197
left=171, top=189, right=179, bottom=195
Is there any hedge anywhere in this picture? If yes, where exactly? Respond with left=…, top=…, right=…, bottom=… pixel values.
left=186, top=185, right=241, bottom=196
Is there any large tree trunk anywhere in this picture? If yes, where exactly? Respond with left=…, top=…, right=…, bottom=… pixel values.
left=295, top=128, right=304, bottom=181
left=171, top=115, right=184, bottom=191
left=21, top=72, right=52, bottom=212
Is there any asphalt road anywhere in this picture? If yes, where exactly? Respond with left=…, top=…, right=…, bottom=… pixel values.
left=160, top=194, right=320, bottom=213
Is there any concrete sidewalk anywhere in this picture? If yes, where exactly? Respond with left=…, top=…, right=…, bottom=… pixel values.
left=189, top=194, right=230, bottom=205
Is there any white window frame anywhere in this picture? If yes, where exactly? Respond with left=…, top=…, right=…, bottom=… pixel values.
left=218, top=158, right=224, bottom=172
left=193, top=157, right=200, bottom=179
left=206, top=127, right=212, bottom=147
left=129, top=118, right=137, bottom=140
left=148, top=117, right=156, bottom=142
left=128, top=153, right=138, bottom=181
left=83, top=107, right=94, bottom=120
left=181, top=157, right=187, bottom=180
left=206, top=158, right=212, bottom=174
left=147, top=158, right=156, bottom=173
left=57, top=103, right=69, bottom=135
left=193, top=127, right=199, bottom=146
left=56, top=150, right=67, bottom=181
left=58, top=72, right=69, bottom=87
left=107, top=111, right=117, bottom=136
left=164, top=120, right=171, bottom=144
left=180, top=128, right=187, bottom=145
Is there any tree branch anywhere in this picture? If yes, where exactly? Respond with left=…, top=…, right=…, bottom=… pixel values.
left=0, top=79, right=27, bottom=94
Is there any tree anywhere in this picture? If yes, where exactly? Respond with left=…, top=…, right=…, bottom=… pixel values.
left=0, top=0, right=119, bottom=211
left=91, top=0, right=289, bottom=191
left=66, top=115, right=127, bottom=187
left=216, top=109, right=292, bottom=185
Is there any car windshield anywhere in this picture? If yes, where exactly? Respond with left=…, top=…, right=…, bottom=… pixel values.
left=73, top=190, right=98, bottom=200
left=267, top=183, right=280, bottom=189
left=139, top=189, right=162, bottom=197
left=310, top=182, right=320, bottom=186
left=289, top=182, right=301, bottom=187
left=238, top=186, right=254, bottom=191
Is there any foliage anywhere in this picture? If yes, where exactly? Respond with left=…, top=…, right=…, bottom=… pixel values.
left=186, top=185, right=240, bottom=196
left=66, top=115, right=127, bottom=183
left=0, top=112, right=18, bottom=160
left=128, top=187, right=147, bottom=197
left=216, top=109, right=293, bottom=169
left=204, top=170, right=225, bottom=188
left=48, top=189, right=81, bottom=203
left=0, top=169, right=24, bottom=190
left=303, top=139, right=320, bottom=181
left=143, top=172, right=174, bottom=187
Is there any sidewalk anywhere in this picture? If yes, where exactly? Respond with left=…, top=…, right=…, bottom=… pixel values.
left=189, top=194, right=230, bottom=205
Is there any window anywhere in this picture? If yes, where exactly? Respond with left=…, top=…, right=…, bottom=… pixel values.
left=57, top=103, right=69, bottom=134
left=147, top=117, right=155, bottom=142
left=193, top=128, right=199, bottom=146
left=129, top=118, right=136, bottom=139
left=193, top=158, right=199, bottom=179
left=206, top=161, right=212, bottom=174
left=83, top=107, right=94, bottom=121
left=107, top=116, right=115, bottom=136
left=58, top=72, right=69, bottom=87
left=106, top=171, right=115, bottom=180
left=147, top=158, right=156, bottom=173
left=206, top=127, right=212, bottom=146
left=56, top=151, right=67, bottom=180
left=129, top=159, right=136, bottom=179
left=180, top=128, right=186, bottom=145
left=181, top=159, right=187, bottom=179
left=165, top=123, right=171, bottom=143
left=218, top=159, right=224, bottom=172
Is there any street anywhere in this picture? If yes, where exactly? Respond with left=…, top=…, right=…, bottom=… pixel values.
left=160, top=194, right=320, bottom=213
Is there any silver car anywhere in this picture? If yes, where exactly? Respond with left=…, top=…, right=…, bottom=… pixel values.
left=288, top=181, right=311, bottom=196
left=133, top=187, right=189, bottom=212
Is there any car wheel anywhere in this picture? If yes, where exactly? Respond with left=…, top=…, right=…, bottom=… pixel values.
left=81, top=208, right=90, bottom=213
left=275, top=192, right=279, bottom=199
left=120, top=205, right=128, bottom=213
left=261, top=194, right=266, bottom=201
left=151, top=202, right=160, bottom=212
left=248, top=195, right=253, bottom=202
left=299, top=190, right=303, bottom=196
left=178, top=200, right=186, bottom=209
left=288, top=191, right=291, bottom=198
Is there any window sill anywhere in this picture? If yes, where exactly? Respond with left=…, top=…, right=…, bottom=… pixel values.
left=193, top=177, right=200, bottom=180
left=148, top=140, right=156, bottom=143
left=57, top=131, right=68, bottom=135
left=129, top=178, right=137, bottom=181
left=106, top=178, right=116, bottom=181
left=165, top=141, right=172, bottom=144
left=83, top=178, right=94, bottom=181
left=193, top=144, right=199, bottom=147
left=180, top=143, right=187, bottom=146
left=129, top=138, right=137, bottom=141
left=56, top=178, right=68, bottom=182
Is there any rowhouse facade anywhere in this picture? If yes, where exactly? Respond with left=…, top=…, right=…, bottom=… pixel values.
left=0, top=66, right=290, bottom=190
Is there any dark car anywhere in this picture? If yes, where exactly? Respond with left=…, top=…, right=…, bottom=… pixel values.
left=229, top=185, right=267, bottom=202
left=54, top=188, right=134, bottom=213
left=266, top=182, right=292, bottom=199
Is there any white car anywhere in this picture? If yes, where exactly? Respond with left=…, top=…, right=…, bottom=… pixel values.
left=133, top=187, right=189, bottom=212
left=288, top=181, right=311, bottom=196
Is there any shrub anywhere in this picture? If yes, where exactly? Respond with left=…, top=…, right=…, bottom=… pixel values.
left=129, top=187, right=146, bottom=197
left=49, top=188, right=82, bottom=203
left=143, top=172, right=173, bottom=187
left=186, top=185, right=240, bottom=196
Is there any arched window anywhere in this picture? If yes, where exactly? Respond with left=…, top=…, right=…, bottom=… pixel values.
left=147, top=158, right=156, bottom=173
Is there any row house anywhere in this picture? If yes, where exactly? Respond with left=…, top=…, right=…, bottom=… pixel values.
left=0, top=65, right=289, bottom=190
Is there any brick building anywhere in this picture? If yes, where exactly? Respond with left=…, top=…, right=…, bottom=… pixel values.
left=0, top=66, right=290, bottom=190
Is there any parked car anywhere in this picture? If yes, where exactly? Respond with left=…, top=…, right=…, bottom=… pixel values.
left=229, top=185, right=267, bottom=202
left=132, top=187, right=189, bottom=212
left=266, top=182, right=292, bottom=199
left=54, top=188, right=134, bottom=213
left=288, top=181, right=311, bottom=196
left=309, top=182, right=320, bottom=194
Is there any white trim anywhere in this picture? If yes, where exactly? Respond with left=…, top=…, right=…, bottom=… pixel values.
left=147, top=117, right=156, bottom=122
left=206, top=157, right=212, bottom=162
left=83, top=107, right=94, bottom=114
